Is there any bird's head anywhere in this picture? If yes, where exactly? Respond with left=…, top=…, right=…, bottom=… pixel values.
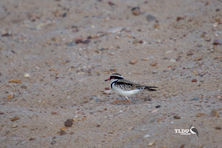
left=105, top=73, right=123, bottom=83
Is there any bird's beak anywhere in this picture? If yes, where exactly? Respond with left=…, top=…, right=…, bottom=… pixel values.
left=105, top=78, right=110, bottom=81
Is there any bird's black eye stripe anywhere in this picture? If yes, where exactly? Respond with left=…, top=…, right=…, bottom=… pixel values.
left=111, top=76, right=123, bottom=79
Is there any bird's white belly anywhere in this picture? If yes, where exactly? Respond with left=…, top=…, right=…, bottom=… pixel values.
left=112, top=85, right=140, bottom=96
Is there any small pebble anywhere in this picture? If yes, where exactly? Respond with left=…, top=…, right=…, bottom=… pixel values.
left=10, top=116, right=20, bottom=122
left=105, top=87, right=110, bottom=90
left=51, top=112, right=58, bottom=115
left=51, top=139, right=56, bottom=145
left=146, top=14, right=156, bottom=22
left=192, top=79, right=197, bottom=82
left=133, top=39, right=143, bottom=44
left=186, top=51, right=193, bottom=56
left=165, top=50, right=173, bottom=54
left=196, top=113, right=207, bottom=117
left=216, top=8, right=220, bottom=12
left=8, top=94, right=14, bottom=100
left=150, top=62, right=157, bottom=67
left=153, top=23, right=160, bottom=29
left=62, top=12, right=67, bottom=18
left=58, top=129, right=66, bottom=135
left=151, top=109, right=159, bottom=113
left=192, top=70, right=198, bottom=75
left=66, top=41, right=76, bottom=47
left=131, top=7, right=141, bottom=16
left=210, top=109, right=220, bottom=117
left=75, top=38, right=90, bottom=44
left=21, top=85, right=27, bottom=89
left=194, top=57, right=202, bottom=61
left=214, top=126, right=221, bottom=130
left=108, top=1, right=115, bottom=6
left=129, top=59, right=138, bottom=65
left=213, top=40, right=222, bottom=46
left=141, top=58, right=149, bottom=61
left=170, top=59, right=176, bottom=62
left=148, top=140, right=155, bottom=146
left=107, top=27, right=124, bottom=33
left=152, top=70, right=158, bottom=74
left=29, top=137, right=35, bottom=141
left=176, top=16, right=185, bottom=22
left=217, top=95, right=221, bottom=99
left=8, top=80, right=22, bottom=84
left=1, top=30, right=12, bottom=37
left=103, top=90, right=112, bottom=94
left=173, top=115, right=181, bottom=119
left=24, top=73, right=30, bottom=78
left=12, top=124, right=17, bottom=128
left=191, top=97, right=199, bottom=101
left=180, top=144, right=185, bottom=148
left=144, top=134, right=150, bottom=138
left=155, top=105, right=161, bottom=108
left=64, top=119, right=73, bottom=127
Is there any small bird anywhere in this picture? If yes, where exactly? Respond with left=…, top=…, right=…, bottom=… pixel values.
left=189, top=125, right=199, bottom=136
left=105, top=73, right=157, bottom=100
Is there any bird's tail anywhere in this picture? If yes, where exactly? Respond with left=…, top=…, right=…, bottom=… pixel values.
left=144, top=86, right=158, bottom=91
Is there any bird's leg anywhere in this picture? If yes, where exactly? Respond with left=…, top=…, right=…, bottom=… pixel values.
left=124, top=96, right=131, bottom=103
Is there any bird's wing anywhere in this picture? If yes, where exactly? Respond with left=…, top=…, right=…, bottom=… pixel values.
left=115, top=79, right=145, bottom=89
left=116, top=79, right=158, bottom=91
left=114, top=79, right=138, bottom=90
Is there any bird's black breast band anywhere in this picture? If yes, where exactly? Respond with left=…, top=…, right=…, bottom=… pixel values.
left=111, top=80, right=118, bottom=89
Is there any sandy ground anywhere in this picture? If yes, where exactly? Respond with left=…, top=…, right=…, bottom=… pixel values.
left=0, top=0, right=222, bottom=147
